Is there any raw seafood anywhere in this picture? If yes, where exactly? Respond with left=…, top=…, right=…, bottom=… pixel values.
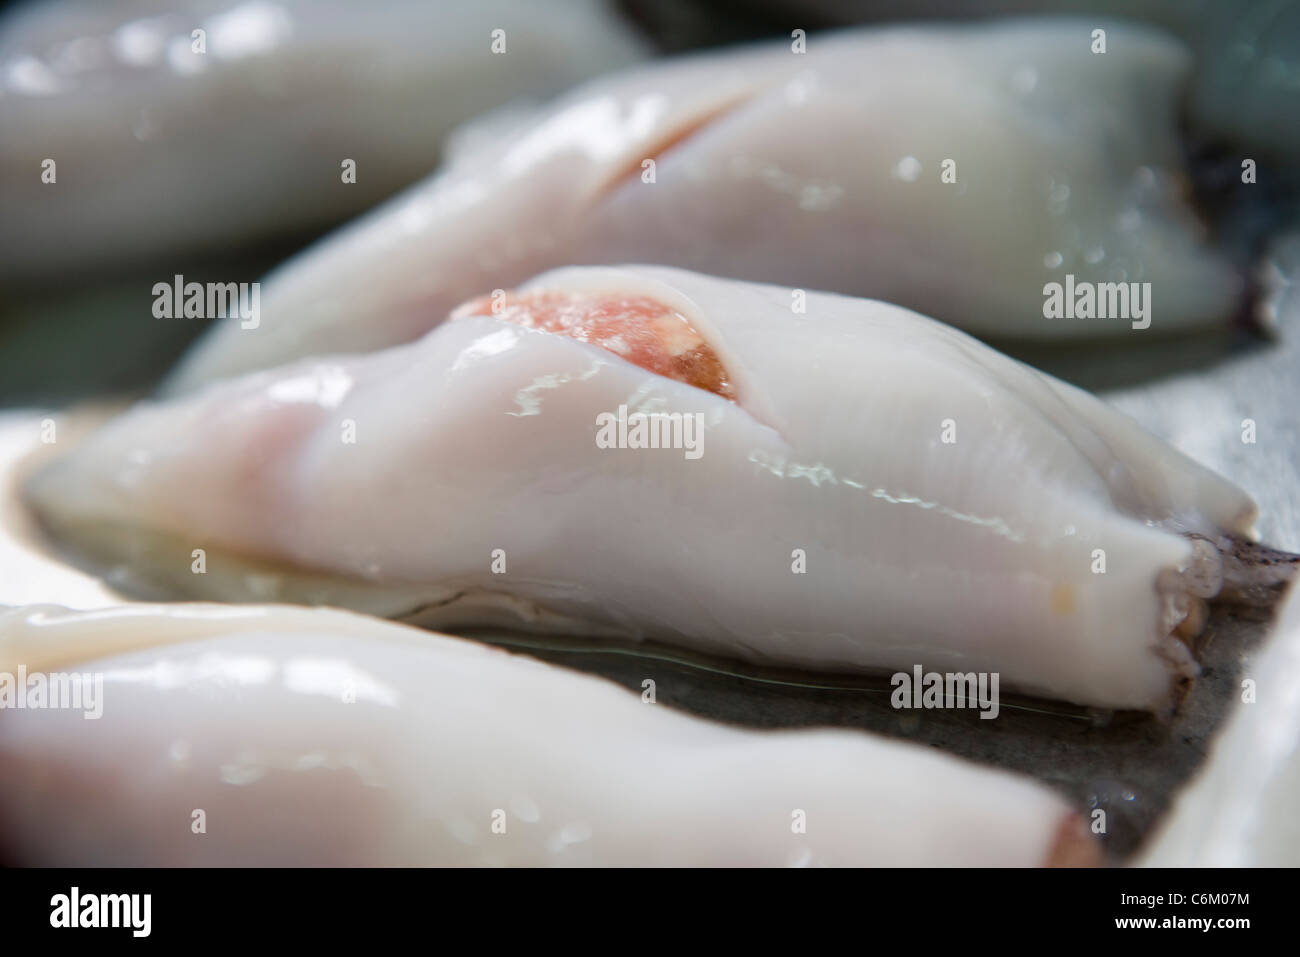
left=1138, top=577, right=1300, bottom=866
left=0, top=602, right=1095, bottom=866
left=26, top=266, right=1275, bottom=712
left=164, top=18, right=1243, bottom=392
left=0, top=0, right=646, bottom=278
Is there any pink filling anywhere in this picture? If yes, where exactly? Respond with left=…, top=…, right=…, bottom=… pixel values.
left=451, top=290, right=736, bottom=401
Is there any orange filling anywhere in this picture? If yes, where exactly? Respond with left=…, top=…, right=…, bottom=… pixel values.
left=451, top=290, right=736, bottom=400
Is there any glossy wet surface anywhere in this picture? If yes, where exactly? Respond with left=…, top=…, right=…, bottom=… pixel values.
left=2, top=238, right=1297, bottom=865
left=463, top=232, right=1300, bottom=863
left=451, top=289, right=736, bottom=399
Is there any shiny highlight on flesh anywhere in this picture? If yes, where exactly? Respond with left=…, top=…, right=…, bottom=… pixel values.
left=451, top=290, right=736, bottom=400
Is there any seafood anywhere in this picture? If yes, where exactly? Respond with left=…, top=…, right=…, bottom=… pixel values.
left=25, top=265, right=1280, bottom=712
left=0, top=0, right=646, bottom=278
left=643, top=0, right=1300, bottom=164
left=164, top=18, right=1243, bottom=392
left=1138, top=578, right=1300, bottom=866
left=0, top=602, right=1096, bottom=866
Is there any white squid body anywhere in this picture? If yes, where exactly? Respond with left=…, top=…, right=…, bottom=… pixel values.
left=26, top=266, right=1259, bottom=713
left=782, top=0, right=1300, bottom=163
left=0, top=0, right=646, bottom=278
left=0, top=603, right=1091, bottom=866
left=164, top=18, right=1243, bottom=393
left=1139, top=578, right=1300, bottom=866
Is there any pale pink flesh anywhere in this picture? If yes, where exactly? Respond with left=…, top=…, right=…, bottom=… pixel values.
left=451, top=290, right=736, bottom=401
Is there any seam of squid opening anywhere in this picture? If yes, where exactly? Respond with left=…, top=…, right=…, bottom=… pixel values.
left=583, top=90, right=757, bottom=207
left=450, top=289, right=738, bottom=402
